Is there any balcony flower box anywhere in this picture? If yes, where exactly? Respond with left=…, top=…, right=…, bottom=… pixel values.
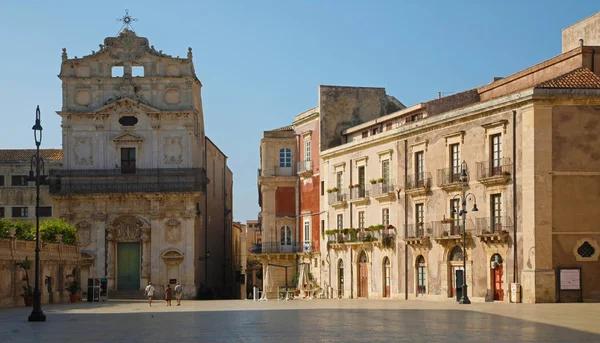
left=377, top=178, right=385, bottom=183
left=353, top=184, right=360, bottom=188
left=370, top=179, right=378, bottom=184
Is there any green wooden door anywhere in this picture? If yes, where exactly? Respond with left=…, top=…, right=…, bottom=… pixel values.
left=117, top=242, right=140, bottom=290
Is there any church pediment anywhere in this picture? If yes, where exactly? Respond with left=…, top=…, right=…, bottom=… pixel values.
left=93, top=97, right=160, bottom=115
left=113, top=132, right=144, bottom=144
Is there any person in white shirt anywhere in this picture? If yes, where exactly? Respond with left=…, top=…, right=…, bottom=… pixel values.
left=144, top=281, right=156, bottom=307
left=174, top=282, right=183, bottom=306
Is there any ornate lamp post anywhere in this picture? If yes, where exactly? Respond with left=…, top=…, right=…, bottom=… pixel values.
left=28, top=106, right=46, bottom=322
left=451, top=161, right=478, bottom=305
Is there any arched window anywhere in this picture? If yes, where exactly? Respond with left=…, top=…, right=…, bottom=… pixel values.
left=383, top=257, right=391, bottom=297
left=450, top=246, right=464, bottom=262
left=279, top=148, right=292, bottom=167
left=280, top=226, right=292, bottom=246
left=417, top=255, right=426, bottom=296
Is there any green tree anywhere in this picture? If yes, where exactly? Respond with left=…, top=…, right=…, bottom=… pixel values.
left=39, top=218, right=78, bottom=244
left=0, top=219, right=34, bottom=240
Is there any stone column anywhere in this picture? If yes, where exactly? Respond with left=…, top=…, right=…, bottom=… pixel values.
left=149, top=198, right=162, bottom=284
left=141, top=228, right=151, bottom=285
left=106, top=230, right=115, bottom=289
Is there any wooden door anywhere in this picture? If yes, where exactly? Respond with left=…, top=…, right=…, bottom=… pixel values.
left=450, top=266, right=463, bottom=297
left=493, top=265, right=504, bottom=301
left=383, top=258, right=390, bottom=298
left=338, top=260, right=344, bottom=298
left=117, top=242, right=140, bottom=290
left=358, top=262, right=368, bottom=297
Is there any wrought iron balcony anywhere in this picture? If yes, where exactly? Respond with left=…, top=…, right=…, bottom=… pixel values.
left=252, top=242, right=302, bottom=254
left=296, top=160, right=313, bottom=177
left=431, top=219, right=462, bottom=238
left=437, top=168, right=464, bottom=191
left=405, top=172, right=432, bottom=196
left=349, top=187, right=369, bottom=202
left=327, top=191, right=347, bottom=207
left=405, top=223, right=431, bottom=239
left=370, top=179, right=396, bottom=199
left=258, top=165, right=295, bottom=177
left=476, top=158, right=512, bottom=186
left=48, top=168, right=207, bottom=195
left=475, top=216, right=513, bottom=235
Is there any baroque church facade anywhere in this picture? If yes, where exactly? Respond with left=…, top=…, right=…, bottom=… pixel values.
left=48, top=28, right=233, bottom=299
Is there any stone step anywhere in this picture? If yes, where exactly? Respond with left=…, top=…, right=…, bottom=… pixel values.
left=108, top=290, right=147, bottom=300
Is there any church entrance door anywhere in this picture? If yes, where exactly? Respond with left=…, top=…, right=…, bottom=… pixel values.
left=117, top=242, right=140, bottom=290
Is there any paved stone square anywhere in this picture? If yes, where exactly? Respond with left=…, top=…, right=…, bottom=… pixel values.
left=1, top=300, right=599, bottom=342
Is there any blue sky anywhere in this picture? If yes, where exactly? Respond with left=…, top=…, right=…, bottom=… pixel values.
left=0, top=1, right=598, bottom=223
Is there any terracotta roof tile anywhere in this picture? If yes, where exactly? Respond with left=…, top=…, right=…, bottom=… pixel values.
left=535, top=67, right=600, bottom=89
left=268, top=124, right=294, bottom=132
left=0, top=149, right=62, bottom=162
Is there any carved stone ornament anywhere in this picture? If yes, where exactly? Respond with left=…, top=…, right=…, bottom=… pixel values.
left=76, top=221, right=92, bottom=246
left=165, top=218, right=182, bottom=244
left=161, top=249, right=184, bottom=264
left=163, top=137, right=183, bottom=165
left=109, top=215, right=147, bottom=241
left=74, top=137, right=94, bottom=166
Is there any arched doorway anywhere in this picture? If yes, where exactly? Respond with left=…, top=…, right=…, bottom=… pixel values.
left=449, top=246, right=464, bottom=298
left=357, top=251, right=368, bottom=298
left=383, top=257, right=391, bottom=298
left=416, top=255, right=426, bottom=296
left=491, top=254, right=504, bottom=301
left=338, top=259, right=344, bottom=298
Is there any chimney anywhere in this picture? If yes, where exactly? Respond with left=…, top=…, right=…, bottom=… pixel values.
left=580, top=38, right=584, bottom=47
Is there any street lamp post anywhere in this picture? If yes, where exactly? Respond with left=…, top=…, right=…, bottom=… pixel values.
left=28, top=106, right=46, bottom=322
left=452, top=161, right=478, bottom=305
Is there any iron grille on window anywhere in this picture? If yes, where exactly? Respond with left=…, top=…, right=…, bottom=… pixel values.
left=577, top=241, right=595, bottom=258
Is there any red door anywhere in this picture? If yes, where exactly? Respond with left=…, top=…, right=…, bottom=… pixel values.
left=493, top=265, right=504, bottom=301
left=359, top=263, right=368, bottom=297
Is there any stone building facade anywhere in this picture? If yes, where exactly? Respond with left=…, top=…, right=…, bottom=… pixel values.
left=257, top=13, right=600, bottom=303
left=45, top=28, right=233, bottom=299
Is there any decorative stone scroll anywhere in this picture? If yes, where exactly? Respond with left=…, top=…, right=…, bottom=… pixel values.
left=108, top=215, right=147, bottom=241
left=161, top=249, right=184, bottom=265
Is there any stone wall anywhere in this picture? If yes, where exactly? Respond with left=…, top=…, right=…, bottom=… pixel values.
left=562, top=12, right=600, bottom=52
left=0, top=236, right=80, bottom=308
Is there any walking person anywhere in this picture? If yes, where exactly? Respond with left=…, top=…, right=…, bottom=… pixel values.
left=144, top=281, right=155, bottom=307
left=174, top=282, right=183, bottom=306
left=165, top=284, right=173, bottom=306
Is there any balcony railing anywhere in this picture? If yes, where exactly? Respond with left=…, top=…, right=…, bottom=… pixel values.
left=404, top=223, right=431, bottom=239
left=349, top=187, right=369, bottom=200
left=326, top=228, right=383, bottom=244
left=370, top=179, right=396, bottom=197
left=297, top=160, right=312, bottom=175
left=328, top=191, right=347, bottom=205
left=437, top=168, right=463, bottom=187
left=252, top=242, right=302, bottom=254
left=475, top=216, right=513, bottom=236
left=48, top=168, right=207, bottom=195
left=258, top=165, right=295, bottom=177
left=406, top=172, right=432, bottom=190
left=302, top=241, right=315, bottom=253
left=476, top=158, right=512, bottom=179
left=431, top=220, right=461, bottom=238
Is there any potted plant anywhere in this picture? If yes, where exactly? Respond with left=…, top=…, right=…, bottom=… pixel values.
left=377, top=178, right=385, bottom=183
left=353, top=184, right=360, bottom=188
left=386, top=225, right=395, bottom=230
left=18, top=257, right=33, bottom=307
left=348, top=184, right=354, bottom=189
left=65, top=267, right=80, bottom=302
left=326, top=188, right=333, bottom=193
left=369, top=179, right=378, bottom=184
left=441, top=215, right=453, bottom=224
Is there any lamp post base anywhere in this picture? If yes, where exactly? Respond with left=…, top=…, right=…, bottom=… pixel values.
left=459, top=285, right=471, bottom=304
left=28, top=309, right=46, bottom=322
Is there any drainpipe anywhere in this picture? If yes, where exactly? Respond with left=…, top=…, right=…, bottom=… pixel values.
left=349, top=159, right=353, bottom=299
left=512, top=110, right=518, bottom=284
left=592, top=48, right=596, bottom=73
left=404, top=139, right=408, bottom=300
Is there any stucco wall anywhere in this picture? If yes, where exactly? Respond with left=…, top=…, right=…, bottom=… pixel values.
left=562, top=12, right=600, bottom=52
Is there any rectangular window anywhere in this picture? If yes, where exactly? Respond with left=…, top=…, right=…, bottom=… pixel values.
left=372, top=127, right=379, bottom=135
left=450, top=143, right=460, bottom=182
left=337, top=214, right=343, bottom=230
left=321, top=219, right=325, bottom=236
left=304, top=220, right=310, bottom=242
left=279, top=148, right=292, bottom=167
left=304, top=139, right=311, bottom=162
left=491, top=134, right=502, bottom=176
left=336, top=171, right=343, bottom=190
left=362, top=131, right=368, bottom=138
left=382, top=208, right=389, bottom=226
left=321, top=181, right=324, bottom=196
left=491, top=194, right=502, bottom=232
left=415, top=151, right=424, bottom=185
left=358, top=211, right=365, bottom=229
left=415, top=204, right=424, bottom=236
left=385, top=122, right=392, bottom=131
left=0, top=207, right=4, bottom=218
left=38, top=206, right=52, bottom=217
left=382, top=160, right=390, bottom=182
left=11, top=175, right=28, bottom=186
left=0, top=175, right=4, bottom=186
left=121, top=147, right=136, bottom=174
left=358, top=166, right=365, bottom=197
left=12, top=207, right=28, bottom=218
